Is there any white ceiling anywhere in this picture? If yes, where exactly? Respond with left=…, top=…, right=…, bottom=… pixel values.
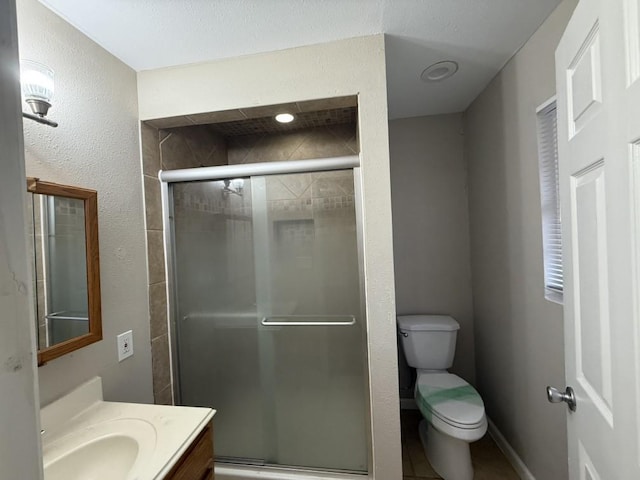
left=40, top=0, right=562, bottom=119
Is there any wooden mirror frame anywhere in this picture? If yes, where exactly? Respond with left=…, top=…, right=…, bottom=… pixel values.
left=27, top=178, right=102, bottom=365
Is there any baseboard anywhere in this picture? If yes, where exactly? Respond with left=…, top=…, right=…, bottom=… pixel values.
left=487, top=418, right=536, bottom=480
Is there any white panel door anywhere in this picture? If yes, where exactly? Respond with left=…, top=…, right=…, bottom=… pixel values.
left=556, top=0, right=640, bottom=478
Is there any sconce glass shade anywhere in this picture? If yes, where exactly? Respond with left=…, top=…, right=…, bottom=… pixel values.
left=20, top=60, right=54, bottom=116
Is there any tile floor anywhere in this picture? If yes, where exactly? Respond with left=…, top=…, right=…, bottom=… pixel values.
left=401, top=409, right=520, bottom=480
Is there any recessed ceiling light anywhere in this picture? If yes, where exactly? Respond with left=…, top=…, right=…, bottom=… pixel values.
left=421, top=61, right=459, bottom=82
left=275, top=113, right=295, bottom=123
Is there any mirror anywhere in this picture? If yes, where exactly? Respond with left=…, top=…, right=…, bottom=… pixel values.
left=26, top=178, right=102, bottom=365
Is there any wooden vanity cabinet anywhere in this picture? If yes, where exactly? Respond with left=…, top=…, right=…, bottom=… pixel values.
left=164, top=422, right=214, bottom=480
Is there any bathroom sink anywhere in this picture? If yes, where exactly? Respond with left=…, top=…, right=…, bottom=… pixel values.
left=40, top=377, right=215, bottom=480
left=43, top=418, right=157, bottom=480
left=45, top=435, right=138, bottom=480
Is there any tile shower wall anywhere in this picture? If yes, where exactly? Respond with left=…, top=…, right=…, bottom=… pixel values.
left=171, top=180, right=254, bottom=317
left=262, top=170, right=366, bottom=469
left=141, top=123, right=227, bottom=404
left=264, top=171, right=358, bottom=314
left=140, top=119, right=358, bottom=404
left=227, top=124, right=357, bottom=165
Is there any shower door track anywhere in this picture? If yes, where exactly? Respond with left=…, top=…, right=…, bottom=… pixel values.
left=215, top=461, right=368, bottom=480
left=158, top=153, right=364, bottom=404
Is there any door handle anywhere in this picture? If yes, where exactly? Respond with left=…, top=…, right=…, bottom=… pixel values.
left=546, top=386, right=577, bottom=412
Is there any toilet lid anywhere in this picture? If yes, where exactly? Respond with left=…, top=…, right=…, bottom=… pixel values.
left=397, top=315, right=459, bottom=332
left=416, top=373, right=485, bottom=429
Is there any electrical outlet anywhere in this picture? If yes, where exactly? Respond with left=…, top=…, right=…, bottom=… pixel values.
left=117, top=330, right=134, bottom=362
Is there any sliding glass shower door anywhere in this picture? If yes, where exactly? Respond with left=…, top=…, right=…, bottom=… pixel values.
left=170, top=169, right=368, bottom=472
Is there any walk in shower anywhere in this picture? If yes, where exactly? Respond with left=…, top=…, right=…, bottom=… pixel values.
left=160, top=156, right=370, bottom=477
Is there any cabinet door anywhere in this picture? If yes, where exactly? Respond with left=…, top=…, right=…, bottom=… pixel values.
left=165, top=423, right=214, bottom=480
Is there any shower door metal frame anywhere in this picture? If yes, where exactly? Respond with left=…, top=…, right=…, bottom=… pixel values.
left=159, top=155, right=360, bottom=183
left=159, top=154, right=372, bottom=473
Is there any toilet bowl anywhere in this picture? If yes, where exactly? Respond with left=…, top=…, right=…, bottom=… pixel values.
left=398, top=315, right=487, bottom=480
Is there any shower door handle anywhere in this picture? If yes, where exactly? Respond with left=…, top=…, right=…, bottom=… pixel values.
left=261, top=315, right=356, bottom=326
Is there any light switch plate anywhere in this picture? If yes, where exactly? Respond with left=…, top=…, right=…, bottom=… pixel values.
left=117, top=330, right=134, bottom=362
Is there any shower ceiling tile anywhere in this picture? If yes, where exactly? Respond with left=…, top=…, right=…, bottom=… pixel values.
left=186, top=110, right=248, bottom=125
left=146, top=115, right=194, bottom=130
left=145, top=96, right=358, bottom=138
left=238, top=102, right=301, bottom=119
left=296, top=96, right=357, bottom=113
left=207, top=107, right=357, bottom=137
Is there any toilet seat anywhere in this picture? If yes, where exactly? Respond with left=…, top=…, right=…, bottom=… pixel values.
left=415, top=372, right=487, bottom=441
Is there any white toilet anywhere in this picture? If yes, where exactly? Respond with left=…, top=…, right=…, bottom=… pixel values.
left=398, top=314, right=487, bottom=480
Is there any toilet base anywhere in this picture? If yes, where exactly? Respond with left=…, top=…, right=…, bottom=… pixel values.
left=419, top=419, right=474, bottom=480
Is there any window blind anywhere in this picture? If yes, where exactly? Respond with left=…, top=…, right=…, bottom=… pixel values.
left=536, top=100, right=563, bottom=301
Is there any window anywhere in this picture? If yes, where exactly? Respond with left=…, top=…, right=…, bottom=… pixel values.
left=536, top=98, right=563, bottom=304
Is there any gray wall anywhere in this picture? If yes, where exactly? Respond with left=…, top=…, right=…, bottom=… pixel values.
left=18, top=0, right=153, bottom=406
left=0, top=0, right=42, bottom=476
left=390, top=114, right=475, bottom=386
left=464, top=1, right=577, bottom=478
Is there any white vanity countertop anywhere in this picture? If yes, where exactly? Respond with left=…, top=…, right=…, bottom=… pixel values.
left=40, top=377, right=215, bottom=480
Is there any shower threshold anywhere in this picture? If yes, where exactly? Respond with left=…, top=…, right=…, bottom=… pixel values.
left=215, top=461, right=368, bottom=480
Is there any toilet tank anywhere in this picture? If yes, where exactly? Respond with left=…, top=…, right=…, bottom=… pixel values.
left=397, top=315, right=459, bottom=370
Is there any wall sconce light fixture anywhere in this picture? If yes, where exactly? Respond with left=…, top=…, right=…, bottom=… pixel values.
left=20, top=60, right=58, bottom=128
